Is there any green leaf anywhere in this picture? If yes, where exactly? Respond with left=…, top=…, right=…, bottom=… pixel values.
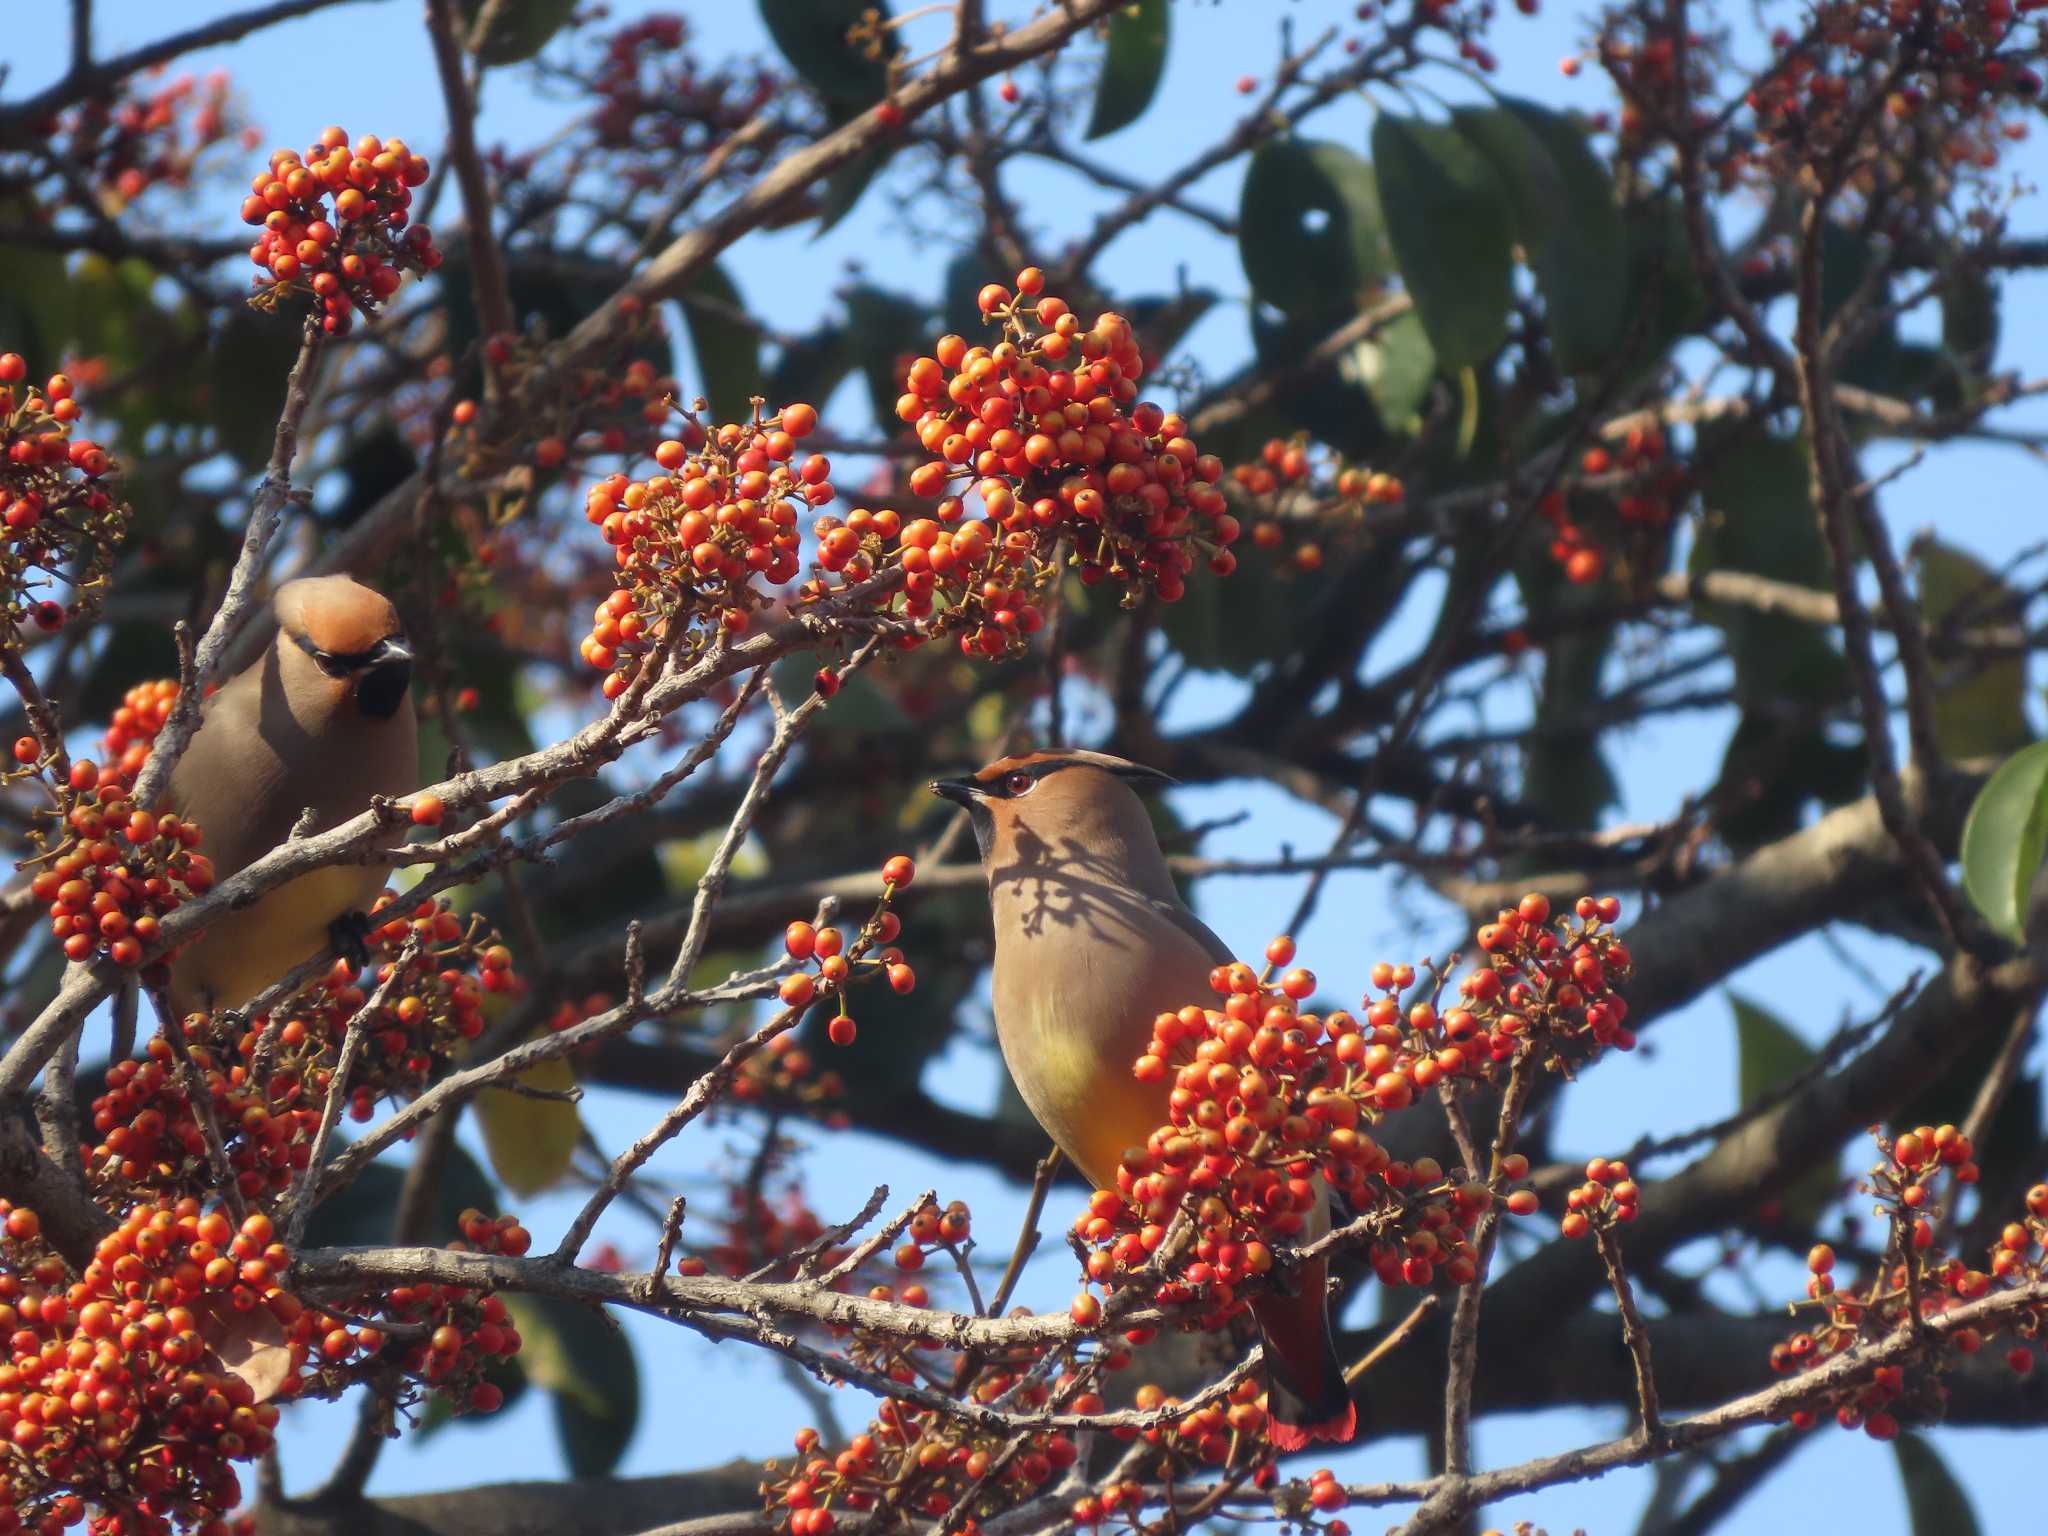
left=759, top=0, right=897, bottom=108
left=944, top=248, right=996, bottom=344
left=302, top=1139, right=497, bottom=1249
left=1692, top=428, right=1848, bottom=710
left=678, top=263, right=764, bottom=423
left=475, top=1053, right=582, bottom=1197
left=462, top=0, right=577, bottom=64
left=1730, top=993, right=1835, bottom=1228
left=1371, top=115, right=1513, bottom=372
left=1959, top=739, right=2048, bottom=942
left=1912, top=536, right=2030, bottom=761
left=1894, top=1434, right=1983, bottom=1536
left=1123, top=289, right=1218, bottom=368
left=770, top=655, right=910, bottom=733
left=1237, top=140, right=1391, bottom=321
left=1942, top=264, right=1999, bottom=375
left=1339, top=308, right=1436, bottom=432
left=846, top=285, right=930, bottom=426
left=1513, top=551, right=1619, bottom=830
left=1159, top=538, right=1336, bottom=676
left=814, top=142, right=894, bottom=235
left=1622, top=197, right=1709, bottom=354
left=0, top=223, right=79, bottom=367
left=1455, top=100, right=1626, bottom=373
left=1821, top=222, right=1902, bottom=390
left=502, top=1294, right=640, bottom=1477
left=767, top=327, right=856, bottom=423
left=208, top=310, right=305, bottom=471
left=1085, top=1, right=1169, bottom=140
left=1248, top=305, right=1387, bottom=460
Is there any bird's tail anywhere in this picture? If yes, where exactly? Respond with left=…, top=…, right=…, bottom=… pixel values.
left=1253, top=1257, right=1357, bottom=1451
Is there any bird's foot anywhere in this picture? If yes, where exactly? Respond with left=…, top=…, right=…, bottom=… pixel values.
left=329, top=909, right=374, bottom=970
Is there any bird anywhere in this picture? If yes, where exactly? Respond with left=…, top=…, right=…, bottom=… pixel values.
left=163, top=574, right=417, bottom=1017
left=932, top=747, right=1355, bottom=1449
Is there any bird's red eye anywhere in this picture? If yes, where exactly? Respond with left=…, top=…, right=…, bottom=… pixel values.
left=1003, top=771, right=1035, bottom=796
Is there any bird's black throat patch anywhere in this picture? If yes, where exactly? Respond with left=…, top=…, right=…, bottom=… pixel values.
left=356, top=654, right=412, bottom=719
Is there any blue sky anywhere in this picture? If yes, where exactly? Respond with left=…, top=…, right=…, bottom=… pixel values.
left=11, top=2, right=2048, bottom=1531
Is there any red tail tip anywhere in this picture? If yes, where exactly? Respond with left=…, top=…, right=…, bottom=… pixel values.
left=1267, top=1400, right=1357, bottom=1452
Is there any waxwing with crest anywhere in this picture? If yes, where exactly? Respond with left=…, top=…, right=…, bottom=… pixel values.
left=932, top=748, right=1356, bottom=1448
left=164, top=574, right=417, bottom=1015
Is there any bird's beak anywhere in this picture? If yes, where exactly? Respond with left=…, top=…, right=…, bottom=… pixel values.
left=930, top=777, right=981, bottom=808
left=372, top=635, right=413, bottom=666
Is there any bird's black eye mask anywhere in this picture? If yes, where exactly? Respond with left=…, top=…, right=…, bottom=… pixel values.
left=288, top=628, right=414, bottom=719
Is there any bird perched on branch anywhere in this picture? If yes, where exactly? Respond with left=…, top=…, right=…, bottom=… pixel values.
left=932, top=748, right=1356, bottom=1449
left=164, top=574, right=416, bottom=1016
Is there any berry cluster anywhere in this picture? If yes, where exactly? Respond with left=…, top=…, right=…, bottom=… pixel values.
left=227, top=894, right=520, bottom=1119
left=1741, top=4, right=2043, bottom=177
left=86, top=1038, right=317, bottom=1211
left=55, top=71, right=243, bottom=209
left=240, top=129, right=441, bottom=335
left=327, top=1208, right=530, bottom=1417
left=730, top=1031, right=848, bottom=1121
left=0, top=354, right=127, bottom=637
left=579, top=403, right=826, bottom=694
left=1231, top=436, right=1405, bottom=576
left=0, top=1199, right=296, bottom=1536
left=1769, top=1130, right=2046, bottom=1439
left=0, top=1180, right=532, bottom=1533
left=451, top=332, right=678, bottom=478
left=893, top=268, right=1237, bottom=619
left=781, top=855, right=919, bottom=1047
left=1078, top=897, right=1631, bottom=1356
left=1540, top=426, right=1680, bottom=586
left=767, top=1406, right=1081, bottom=1530
left=576, top=13, right=779, bottom=162
left=24, top=751, right=215, bottom=974
left=1556, top=1155, right=1641, bottom=1240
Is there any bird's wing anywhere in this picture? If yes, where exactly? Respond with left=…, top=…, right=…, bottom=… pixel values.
left=1146, top=896, right=1236, bottom=969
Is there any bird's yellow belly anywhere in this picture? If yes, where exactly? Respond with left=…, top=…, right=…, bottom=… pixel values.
left=997, top=994, right=1179, bottom=1193
left=170, top=863, right=381, bottom=1015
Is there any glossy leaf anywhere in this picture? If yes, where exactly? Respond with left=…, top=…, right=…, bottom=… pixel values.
left=1895, top=1433, right=1983, bottom=1536
left=1514, top=551, right=1619, bottom=830
left=1160, top=538, right=1336, bottom=677
left=502, top=1294, right=640, bottom=1477
left=760, top=0, right=896, bottom=107
left=1248, top=305, right=1387, bottom=460
left=1692, top=429, right=1847, bottom=709
left=207, top=311, right=305, bottom=470
left=1912, top=536, right=2030, bottom=761
left=1456, top=99, right=1626, bottom=373
left=846, top=285, right=930, bottom=426
left=1622, top=196, right=1709, bottom=354
left=302, top=1138, right=498, bottom=1249
left=1959, top=739, right=2048, bottom=942
left=1340, top=308, right=1436, bottom=432
left=678, top=263, right=764, bottom=423
left=1124, top=288, right=1218, bottom=369
left=1371, top=115, right=1513, bottom=371
left=1238, top=140, right=1391, bottom=320
left=1731, top=993, right=1835, bottom=1228
left=1085, top=1, right=1169, bottom=140
left=0, top=222, right=80, bottom=367
left=462, top=0, right=577, bottom=64
left=1942, top=263, right=1999, bottom=375
left=475, top=1053, right=582, bottom=1197
left=1821, top=222, right=1902, bottom=390
left=814, top=142, right=894, bottom=234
